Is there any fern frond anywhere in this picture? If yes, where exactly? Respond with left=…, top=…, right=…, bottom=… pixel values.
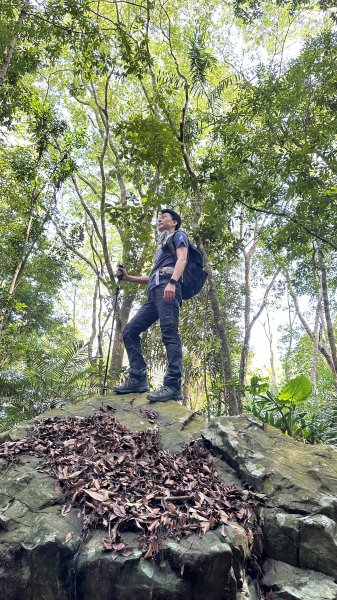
left=34, top=341, right=89, bottom=383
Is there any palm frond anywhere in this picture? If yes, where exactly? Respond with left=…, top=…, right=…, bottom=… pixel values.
left=0, top=341, right=92, bottom=432
left=35, top=341, right=89, bottom=383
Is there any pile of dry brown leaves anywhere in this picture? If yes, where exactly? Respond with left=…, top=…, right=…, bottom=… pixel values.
left=0, top=407, right=264, bottom=560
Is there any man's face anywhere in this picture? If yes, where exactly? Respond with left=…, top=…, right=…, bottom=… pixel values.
left=157, top=212, right=177, bottom=232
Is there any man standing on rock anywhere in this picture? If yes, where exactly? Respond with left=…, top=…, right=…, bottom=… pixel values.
left=113, top=209, right=188, bottom=403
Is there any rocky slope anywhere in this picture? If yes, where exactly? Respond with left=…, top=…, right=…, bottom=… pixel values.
left=0, top=394, right=336, bottom=600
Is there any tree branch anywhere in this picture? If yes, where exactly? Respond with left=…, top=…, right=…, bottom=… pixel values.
left=71, top=176, right=103, bottom=243
left=238, top=198, right=337, bottom=251
left=283, top=268, right=336, bottom=376
left=52, top=218, right=110, bottom=289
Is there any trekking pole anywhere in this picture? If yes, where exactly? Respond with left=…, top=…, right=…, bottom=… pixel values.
left=102, top=264, right=124, bottom=395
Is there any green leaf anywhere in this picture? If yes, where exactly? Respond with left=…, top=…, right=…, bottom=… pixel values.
left=278, top=375, right=312, bottom=405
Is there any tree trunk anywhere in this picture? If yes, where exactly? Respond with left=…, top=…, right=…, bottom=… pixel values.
left=284, top=268, right=337, bottom=387
left=88, top=279, right=99, bottom=361
left=318, top=249, right=337, bottom=373
left=239, top=266, right=279, bottom=391
left=201, top=248, right=239, bottom=415
left=182, top=374, right=190, bottom=407
left=284, top=292, right=296, bottom=380
left=239, top=250, right=252, bottom=390
left=203, top=351, right=211, bottom=419
left=0, top=194, right=50, bottom=335
left=311, top=294, right=322, bottom=394
left=96, top=281, right=104, bottom=358
left=263, top=310, right=277, bottom=387
left=109, top=288, right=135, bottom=381
left=0, top=0, right=30, bottom=90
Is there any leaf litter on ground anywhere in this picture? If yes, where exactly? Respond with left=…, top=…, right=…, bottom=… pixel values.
left=0, top=406, right=265, bottom=563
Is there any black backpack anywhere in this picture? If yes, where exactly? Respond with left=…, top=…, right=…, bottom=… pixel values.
left=167, top=232, right=208, bottom=300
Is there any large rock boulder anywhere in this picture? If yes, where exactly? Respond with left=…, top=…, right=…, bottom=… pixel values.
left=74, top=530, right=239, bottom=600
left=1, top=402, right=337, bottom=599
left=0, top=396, right=254, bottom=600
left=262, top=559, right=337, bottom=600
left=202, top=414, right=337, bottom=583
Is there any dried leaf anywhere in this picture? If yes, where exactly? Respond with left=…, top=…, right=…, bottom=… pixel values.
left=144, top=544, right=154, bottom=560
left=85, top=489, right=109, bottom=502
left=63, top=439, right=76, bottom=448
left=148, top=520, right=159, bottom=532
left=102, top=538, right=113, bottom=551
left=65, top=532, right=73, bottom=542
left=219, top=511, right=229, bottom=524
left=112, top=542, right=125, bottom=551
left=166, top=502, right=177, bottom=514
left=112, top=504, right=126, bottom=517
left=61, top=504, right=72, bottom=517
left=200, top=521, right=210, bottom=535
left=209, top=515, right=216, bottom=529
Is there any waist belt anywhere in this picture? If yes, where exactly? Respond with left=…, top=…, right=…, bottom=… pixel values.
left=154, top=267, right=174, bottom=286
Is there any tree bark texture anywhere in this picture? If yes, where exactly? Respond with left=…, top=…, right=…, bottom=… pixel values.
left=109, top=288, right=136, bottom=381
left=88, top=279, right=99, bottom=361
left=201, top=249, right=239, bottom=415
left=311, top=294, right=322, bottom=394
left=0, top=0, right=30, bottom=90
left=318, top=249, right=337, bottom=373
left=263, top=310, right=277, bottom=387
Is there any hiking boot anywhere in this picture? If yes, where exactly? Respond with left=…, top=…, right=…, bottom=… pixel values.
left=147, top=385, right=183, bottom=403
left=113, top=375, right=149, bottom=394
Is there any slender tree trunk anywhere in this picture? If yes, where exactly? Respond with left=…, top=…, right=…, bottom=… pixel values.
left=311, top=294, right=322, bottom=394
left=88, top=279, right=99, bottom=361
left=0, top=193, right=52, bottom=335
left=239, top=249, right=252, bottom=390
left=318, top=249, right=337, bottom=373
left=0, top=0, right=30, bottom=90
left=182, top=374, right=190, bottom=407
left=109, top=288, right=135, bottom=381
left=97, top=282, right=104, bottom=359
left=284, top=292, right=296, bottom=380
left=7, top=207, right=34, bottom=299
left=239, top=267, right=280, bottom=390
left=284, top=268, right=337, bottom=387
left=203, top=350, right=211, bottom=420
left=72, top=285, right=77, bottom=332
left=196, top=379, right=203, bottom=407
left=239, top=250, right=252, bottom=390
left=201, top=249, right=238, bottom=415
left=262, top=309, right=277, bottom=387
